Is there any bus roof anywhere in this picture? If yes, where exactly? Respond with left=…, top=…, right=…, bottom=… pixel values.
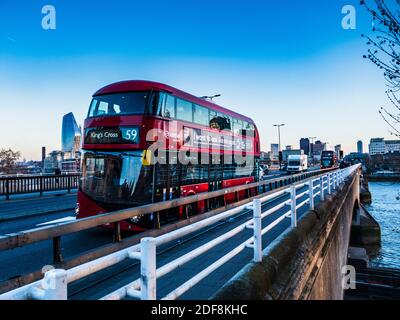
left=94, top=80, right=255, bottom=124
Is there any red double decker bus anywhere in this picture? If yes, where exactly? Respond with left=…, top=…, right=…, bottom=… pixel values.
left=77, top=80, right=261, bottom=231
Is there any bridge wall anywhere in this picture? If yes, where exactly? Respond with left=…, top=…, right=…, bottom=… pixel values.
left=212, top=170, right=360, bottom=300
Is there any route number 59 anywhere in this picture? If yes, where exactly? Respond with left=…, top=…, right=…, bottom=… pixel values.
left=126, top=129, right=138, bottom=141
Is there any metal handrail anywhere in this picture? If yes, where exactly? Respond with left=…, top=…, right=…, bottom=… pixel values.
left=0, top=174, right=80, bottom=199
left=0, top=164, right=361, bottom=300
left=0, top=167, right=336, bottom=251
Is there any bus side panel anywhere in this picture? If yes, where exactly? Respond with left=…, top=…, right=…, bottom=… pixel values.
left=180, top=182, right=209, bottom=214
left=223, top=177, right=254, bottom=203
left=77, top=190, right=107, bottom=219
left=77, top=191, right=146, bottom=232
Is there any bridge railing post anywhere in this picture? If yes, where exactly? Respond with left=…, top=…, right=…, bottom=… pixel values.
left=320, top=176, right=324, bottom=201
left=31, top=269, right=68, bottom=300
left=290, top=184, right=297, bottom=228
left=140, top=237, right=157, bottom=300
left=336, top=171, right=340, bottom=187
left=308, top=180, right=314, bottom=210
left=333, top=172, right=336, bottom=190
left=5, top=178, right=10, bottom=200
left=67, top=175, right=71, bottom=193
left=252, top=199, right=262, bottom=262
left=327, top=174, right=331, bottom=195
left=40, top=176, right=43, bottom=197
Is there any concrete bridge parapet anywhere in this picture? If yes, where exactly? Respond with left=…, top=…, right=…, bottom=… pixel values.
left=212, top=168, right=362, bottom=300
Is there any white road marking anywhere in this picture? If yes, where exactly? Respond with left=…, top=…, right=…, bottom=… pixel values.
left=36, top=216, right=76, bottom=226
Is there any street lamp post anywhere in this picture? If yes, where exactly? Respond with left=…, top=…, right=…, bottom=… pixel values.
left=200, top=94, right=221, bottom=101
left=273, top=124, right=285, bottom=169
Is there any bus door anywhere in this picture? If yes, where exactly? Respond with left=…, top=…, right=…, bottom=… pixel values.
left=168, top=153, right=181, bottom=220
left=153, top=162, right=168, bottom=227
left=153, top=153, right=180, bottom=226
left=209, top=154, right=223, bottom=209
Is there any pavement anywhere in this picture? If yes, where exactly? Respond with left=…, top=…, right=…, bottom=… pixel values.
left=0, top=191, right=77, bottom=222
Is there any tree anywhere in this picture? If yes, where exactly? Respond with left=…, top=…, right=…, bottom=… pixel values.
left=0, top=148, right=21, bottom=174
left=361, top=0, right=400, bottom=137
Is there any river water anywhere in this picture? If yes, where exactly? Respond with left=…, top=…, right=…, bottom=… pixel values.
left=365, top=181, right=400, bottom=269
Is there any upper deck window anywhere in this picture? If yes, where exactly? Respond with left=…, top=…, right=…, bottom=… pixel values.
left=193, top=104, right=209, bottom=126
left=176, top=98, right=193, bottom=122
left=243, top=121, right=255, bottom=137
left=233, top=119, right=243, bottom=135
left=88, top=91, right=149, bottom=118
left=148, top=92, right=176, bottom=118
left=210, top=111, right=231, bottom=131
left=146, top=92, right=255, bottom=136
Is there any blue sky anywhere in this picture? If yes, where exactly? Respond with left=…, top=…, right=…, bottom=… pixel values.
left=0, top=0, right=391, bottom=160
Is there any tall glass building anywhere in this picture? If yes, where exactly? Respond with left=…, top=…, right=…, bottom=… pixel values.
left=61, top=112, right=81, bottom=157
left=357, top=140, right=363, bottom=154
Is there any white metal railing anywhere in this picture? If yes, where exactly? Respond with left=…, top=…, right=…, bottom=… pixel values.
left=0, top=164, right=360, bottom=300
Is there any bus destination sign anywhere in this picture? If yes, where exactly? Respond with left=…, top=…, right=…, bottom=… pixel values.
left=85, top=127, right=140, bottom=144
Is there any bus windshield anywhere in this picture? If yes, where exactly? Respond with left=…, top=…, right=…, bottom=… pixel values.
left=80, top=151, right=153, bottom=206
left=88, top=91, right=149, bottom=117
left=321, top=159, right=332, bottom=167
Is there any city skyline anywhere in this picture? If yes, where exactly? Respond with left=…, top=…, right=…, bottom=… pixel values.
left=0, top=0, right=394, bottom=160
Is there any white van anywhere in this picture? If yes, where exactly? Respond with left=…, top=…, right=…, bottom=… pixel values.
left=286, top=154, right=308, bottom=174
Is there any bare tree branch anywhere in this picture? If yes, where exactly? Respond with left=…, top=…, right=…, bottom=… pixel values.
left=362, top=0, right=400, bottom=133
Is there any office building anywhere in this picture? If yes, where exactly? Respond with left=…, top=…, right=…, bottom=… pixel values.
left=335, top=144, right=342, bottom=160
left=357, top=140, right=363, bottom=154
left=369, top=138, right=400, bottom=155
left=271, top=144, right=279, bottom=160
left=61, top=112, right=81, bottom=158
left=300, top=138, right=310, bottom=156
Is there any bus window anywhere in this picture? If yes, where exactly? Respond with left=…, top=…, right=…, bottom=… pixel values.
left=88, top=99, right=99, bottom=117
left=209, top=111, right=220, bottom=130
left=222, top=115, right=232, bottom=131
left=88, top=92, right=149, bottom=117
left=248, top=123, right=255, bottom=137
left=210, top=112, right=231, bottom=131
left=176, top=98, right=193, bottom=123
left=149, top=92, right=165, bottom=116
left=97, top=101, right=108, bottom=115
left=164, top=94, right=176, bottom=118
left=223, top=163, right=235, bottom=179
left=242, top=121, right=254, bottom=137
left=193, top=104, right=209, bottom=126
left=233, top=119, right=243, bottom=135
left=181, top=164, right=208, bottom=185
left=233, top=157, right=253, bottom=178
